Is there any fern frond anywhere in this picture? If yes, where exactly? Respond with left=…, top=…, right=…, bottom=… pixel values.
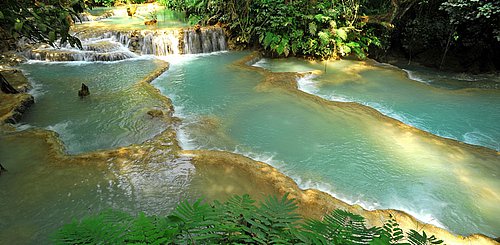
left=52, top=210, right=131, bottom=244
left=407, top=230, right=444, bottom=245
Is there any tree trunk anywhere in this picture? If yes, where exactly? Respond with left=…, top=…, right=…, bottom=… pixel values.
left=440, top=26, right=456, bottom=70
left=0, top=73, right=19, bottom=94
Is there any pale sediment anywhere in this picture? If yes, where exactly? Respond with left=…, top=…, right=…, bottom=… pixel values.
left=185, top=149, right=499, bottom=245
left=237, top=52, right=499, bottom=157
left=228, top=52, right=500, bottom=243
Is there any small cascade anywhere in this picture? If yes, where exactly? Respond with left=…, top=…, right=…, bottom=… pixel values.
left=100, top=30, right=181, bottom=56
left=25, top=27, right=228, bottom=61
left=24, top=39, right=137, bottom=62
left=141, top=30, right=181, bottom=55
left=183, top=28, right=227, bottom=54
left=73, top=11, right=114, bottom=23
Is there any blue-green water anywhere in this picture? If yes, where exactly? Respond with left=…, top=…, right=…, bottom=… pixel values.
left=19, top=58, right=168, bottom=154
left=81, top=7, right=188, bottom=30
left=153, top=52, right=500, bottom=237
left=0, top=131, right=195, bottom=244
left=255, top=58, right=500, bottom=151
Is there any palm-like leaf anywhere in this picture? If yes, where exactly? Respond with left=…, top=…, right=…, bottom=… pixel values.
left=407, top=230, right=444, bottom=245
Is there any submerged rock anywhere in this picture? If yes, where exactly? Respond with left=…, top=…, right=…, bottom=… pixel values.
left=144, top=19, right=157, bottom=26
left=0, top=163, right=6, bottom=175
left=147, top=109, right=163, bottom=118
left=78, top=83, right=90, bottom=97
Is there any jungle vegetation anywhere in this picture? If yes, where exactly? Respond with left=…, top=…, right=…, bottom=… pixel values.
left=159, top=0, right=499, bottom=70
left=53, top=194, right=443, bottom=244
left=1, top=0, right=498, bottom=70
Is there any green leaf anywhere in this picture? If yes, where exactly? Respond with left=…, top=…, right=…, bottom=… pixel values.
left=335, top=28, right=348, bottom=41
left=49, top=31, right=56, bottom=43
left=0, top=11, right=4, bottom=19
left=309, top=22, right=317, bottom=35
left=14, top=22, right=23, bottom=31
left=318, top=31, right=330, bottom=45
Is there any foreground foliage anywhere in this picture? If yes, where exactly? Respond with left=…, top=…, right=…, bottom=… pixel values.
left=53, top=194, right=443, bottom=244
left=0, top=0, right=87, bottom=50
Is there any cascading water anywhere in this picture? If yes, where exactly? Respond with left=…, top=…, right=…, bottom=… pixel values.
left=23, top=25, right=227, bottom=62
left=24, top=38, right=137, bottom=62
left=97, top=28, right=226, bottom=55
left=183, top=28, right=227, bottom=54
left=140, top=30, right=180, bottom=55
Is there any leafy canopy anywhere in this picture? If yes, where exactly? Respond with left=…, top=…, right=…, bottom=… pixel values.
left=0, top=0, right=87, bottom=49
left=161, top=0, right=382, bottom=59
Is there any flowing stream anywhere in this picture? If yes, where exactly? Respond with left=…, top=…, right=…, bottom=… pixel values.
left=254, top=58, right=500, bottom=151
left=152, top=52, right=500, bottom=237
left=18, top=58, right=168, bottom=154
left=1, top=24, right=499, bottom=242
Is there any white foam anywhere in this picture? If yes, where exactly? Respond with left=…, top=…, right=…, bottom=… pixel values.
left=176, top=125, right=198, bottom=150
left=27, top=80, right=46, bottom=99
left=403, top=69, right=432, bottom=84
left=463, top=131, right=499, bottom=151
left=24, top=55, right=153, bottom=66
left=296, top=74, right=320, bottom=93
left=14, top=123, right=34, bottom=131
left=251, top=58, right=269, bottom=69
left=46, top=121, right=72, bottom=142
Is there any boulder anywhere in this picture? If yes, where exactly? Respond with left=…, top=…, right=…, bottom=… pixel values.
left=147, top=109, right=163, bottom=118
left=78, top=83, right=90, bottom=97
left=144, top=19, right=157, bottom=26
left=126, top=6, right=137, bottom=17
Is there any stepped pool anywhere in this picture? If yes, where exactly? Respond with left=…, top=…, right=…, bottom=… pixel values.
left=1, top=50, right=499, bottom=244
left=18, top=58, right=169, bottom=154
left=81, top=6, right=189, bottom=30
left=152, top=52, right=500, bottom=237
left=254, top=58, right=500, bottom=151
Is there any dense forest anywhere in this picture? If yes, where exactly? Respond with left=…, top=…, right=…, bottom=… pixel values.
left=1, top=0, right=499, bottom=71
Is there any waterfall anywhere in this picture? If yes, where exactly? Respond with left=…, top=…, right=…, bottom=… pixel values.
left=183, top=28, right=227, bottom=54
left=23, top=27, right=228, bottom=61
left=77, top=27, right=226, bottom=56
left=24, top=39, right=137, bottom=62
left=141, top=30, right=180, bottom=56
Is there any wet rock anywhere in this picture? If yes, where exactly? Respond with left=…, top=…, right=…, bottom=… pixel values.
left=0, top=94, right=35, bottom=124
left=4, top=94, right=34, bottom=124
left=127, top=6, right=137, bottom=17
left=147, top=109, right=163, bottom=118
left=78, top=83, right=90, bottom=97
left=194, top=24, right=201, bottom=32
left=0, top=73, right=19, bottom=94
left=144, top=19, right=157, bottom=26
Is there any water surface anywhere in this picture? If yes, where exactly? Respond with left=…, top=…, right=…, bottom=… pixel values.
left=19, top=58, right=168, bottom=154
left=81, top=7, right=189, bottom=30
left=153, top=52, right=500, bottom=237
left=0, top=130, right=196, bottom=244
left=256, top=58, right=500, bottom=151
